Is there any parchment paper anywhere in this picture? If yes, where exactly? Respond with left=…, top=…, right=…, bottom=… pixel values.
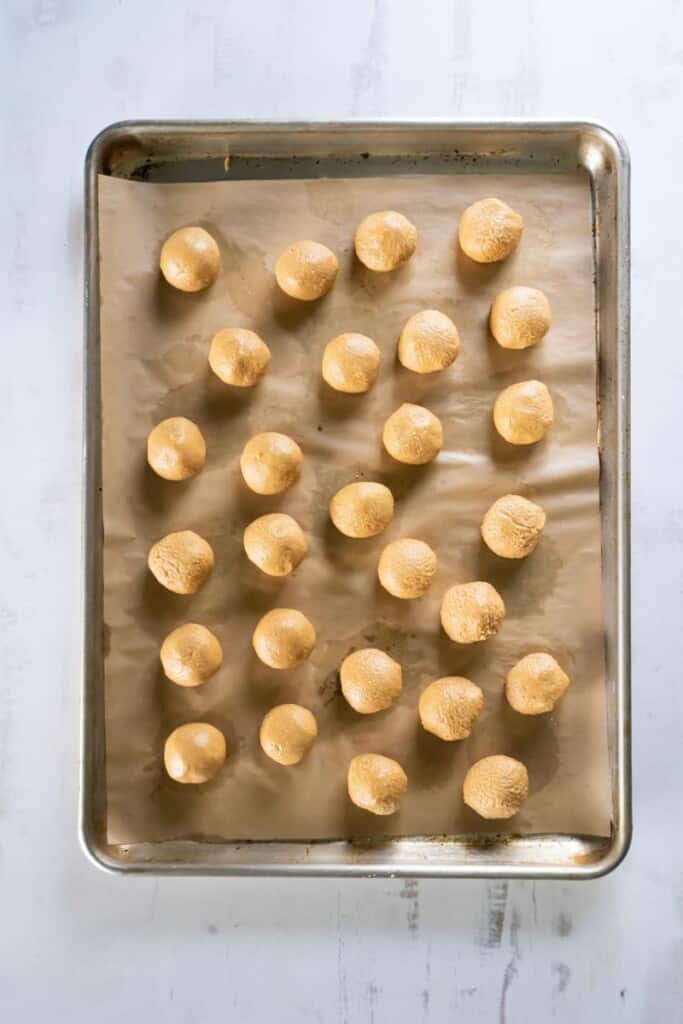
left=98, top=170, right=611, bottom=843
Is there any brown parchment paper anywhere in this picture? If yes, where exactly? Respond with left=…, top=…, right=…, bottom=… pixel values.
left=98, top=170, right=611, bottom=843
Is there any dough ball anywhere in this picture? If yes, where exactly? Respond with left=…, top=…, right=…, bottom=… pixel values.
left=243, top=513, right=307, bottom=576
left=441, top=581, right=505, bottom=644
left=490, top=287, right=551, bottom=350
left=240, top=432, right=303, bottom=495
left=481, top=494, right=546, bottom=559
left=378, top=538, right=437, bottom=599
left=322, top=333, right=381, bottom=394
left=347, top=754, right=408, bottom=816
left=275, top=240, right=338, bottom=300
left=354, top=210, right=417, bottom=272
left=329, top=481, right=394, bottom=539
left=252, top=608, right=316, bottom=669
left=160, top=226, right=220, bottom=292
left=160, top=623, right=223, bottom=687
left=398, top=309, right=460, bottom=374
left=458, top=198, right=523, bottom=264
left=209, top=328, right=271, bottom=387
left=493, top=380, right=554, bottom=445
left=463, top=755, right=529, bottom=819
left=382, top=403, right=443, bottom=465
left=340, top=648, right=402, bottom=714
left=259, top=704, right=318, bottom=765
left=418, top=677, right=484, bottom=741
left=147, top=417, right=206, bottom=481
left=505, top=652, right=570, bottom=715
left=164, top=723, right=226, bottom=784
left=148, top=530, right=214, bottom=595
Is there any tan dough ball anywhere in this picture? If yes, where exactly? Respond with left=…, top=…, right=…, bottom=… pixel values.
left=347, top=754, right=408, bottom=816
left=160, top=624, right=223, bottom=687
left=463, top=755, right=529, bottom=819
left=505, top=652, right=570, bottom=715
left=458, top=198, right=523, bottom=264
left=243, top=513, right=307, bottom=577
left=209, top=328, right=271, bottom=386
left=148, top=531, right=214, bottom=595
left=398, top=309, right=460, bottom=374
left=160, top=226, right=220, bottom=292
left=147, top=417, right=207, bottom=481
left=481, top=494, right=546, bottom=559
left=441, top=581, right=505, bottom=644
left=322, top=333, right=381, bottom=394
left=164, top=723, right=226, bottom=784
left=378, top=538, right=437, bottom=599
left=252, top=608, right=316, bottom=669
left=329, top=481, right=394, bottom=539
left=340, top=648, right=402, bottom=714
left=275, top=240, right=338, bottom=300
left=382, top=403, right=443, bottom=465
left=418, top=677, right=484, bottom=741
left=259, top=704, right=318, bottom=765
left=354, top=210, right=417, bottom=272
left=493, top=380, right=554, bottom=445
left=240, top=432, right=303, bottom=495
left=490, top=287, right=552, bottom=350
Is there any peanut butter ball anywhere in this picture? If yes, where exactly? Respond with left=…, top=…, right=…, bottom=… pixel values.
left=347, top=754, right=408, bottom=816
left=382, top=403, right=443, bottom=465
left=164, top=723, right=226, bottom=784
left=275, top=240, right=338, bottom=300
left=340, top=648, right=402, bottom=714
left=354, top=210, right=417, bottom=272
left=148, top=530, right=214, bottom=595
left=147, top=417, right=206, bottom=481
left=329, top=481, right=394, bottom=539
left=505, top=652, right=570, bottom=715
left=243, top=513, right=307, bottom=577
left=418, top=677, right=484, bottom=741
left=160, top=624, right=223, bottom=687
left=259, top=704, right=318, bottom=765
left=490, top=287, right=551, bottom=350
left=240, top=432, right=303, bottom=495
left=463, top=755, right=529, bottom=819
left=481, top=494, right=546, bottom=559
left=458, top=198, right=523, bottom=264
left=398, top=309, right=460, bottom=374
left=493, top=380, right=554, bottom=445
left=441, top=581, right=505, bottom=644
left=252, top=608, right=316, bottom=669
left=209, top=328, right=271, bottom=387
left=322, top=333, right=381, bottom=394
left=160, top=226, right=220, bottom=292
left=378, top=538, right=437, bottom=599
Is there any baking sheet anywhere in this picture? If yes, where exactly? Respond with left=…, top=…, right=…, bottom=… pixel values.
left=98, top=170, right=611, bottom=843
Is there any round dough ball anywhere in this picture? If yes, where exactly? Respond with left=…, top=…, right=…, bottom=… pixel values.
left=490, top=287, right=551, bottom=350
left=148, top=530, right=214, bottom=595
left=347, top=753, right=408, bottom=816
left=160, top=623, right=223, bottom=687
left=160, top=226, right=220, bottom=292
left=493, top=380, right=554, bottom=445
left=340, top=648, right=402, bottom=714
left=209, top=328, right=271, bottom=386
left=164, top=723, right=226, bottom=784
left=252, top=608, right=316, bottom=669
left=418, top=677, right=484, bottom=741
left=322, top=333, right=381, bottom=394
left=354, top=210, right=417, bottom=272
left=275, top=240, right=338, bottom=301
left=398, top=309, right=460, bottom=374
left=240, top=432, right=303, bottom=495
left=458, top=198, right=523, bottom=264
left=147, top=417, right=206, bottom=481
left=243, top=513, right=307, bottom=577
left=329, top=481, right=394, bottom=539
left=505, top=652, right=570, bottom=715
left=481, top=494, right=546, bottom=559
left=382, top=403, right=443, bottom=465
left=463, top=755, right=529, bottom=819
left=378, top=538, right=437, bottom=599
left=259, top=704, right=318, bottom=765
left=441, top=581, right=505, bottom=644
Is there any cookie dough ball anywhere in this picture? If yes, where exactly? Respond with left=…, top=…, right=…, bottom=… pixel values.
left=490, top=287, right=551, bottom=350
left=148, top=531, right=214, bottom=595
left=164, top=723, right=226, bottom=784
left=160, top=226, right=220, bottom=292
left=493, top=380, right=554, bottom=445
left=340, top=648, right=402, bottom=714
left=322, top=333, right=381, bottom=394
left=441, top=581, right=505, bottom=644
left=506, top=653, right=570, bottom=715
left=147, top=417, right=206, bottom=481
left=160, top=624, right=223, bottom=687
left=259, top=704, right=318, bottom=765
left=252, top=608, right=316, bottom=669
left=354, top=210, right=417, bottom=272
left=419, top=677, right=484, bottom=741
left=275, top=240, right=338, bottom=301
left=481, top=494, right=546, bottom=559
left=382, top=403, right=443, bottom=465
left=463, top=755, right=529, bottom=819
left=378, top=538, right=437, bottom=599
left=209, top=328, right=271, bottom=387
left=329, top=481, right=394, bottom=539
left=347, top=754, right=408, bottom=816
left=398, top=309, right=460, bottom=374
left=458, top=198, right=523, bottom=264
left=243, top=513, right=307, bottom=576
left=240, top=432, right=303, bottom=495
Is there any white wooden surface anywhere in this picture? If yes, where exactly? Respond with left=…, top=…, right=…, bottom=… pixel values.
left=1, top=1, right=679, bottom=1020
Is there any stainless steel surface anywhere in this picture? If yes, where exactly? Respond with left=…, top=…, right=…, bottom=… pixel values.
left=82, top=120, right=630, bottom=878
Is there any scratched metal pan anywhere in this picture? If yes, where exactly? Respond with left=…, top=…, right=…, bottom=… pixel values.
left=82, top=121, right=630, bottom=878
